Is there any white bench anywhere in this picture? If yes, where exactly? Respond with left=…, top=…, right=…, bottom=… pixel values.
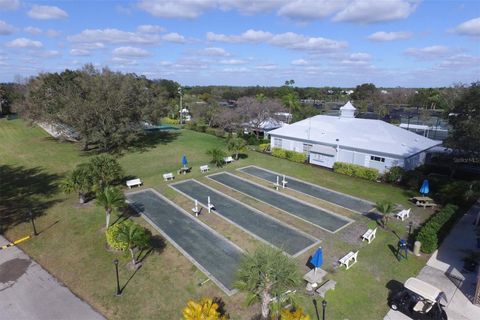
left=361, top=227, right=377, bottom=244
left=126, top=178, right=142, bottom=189
left=163, top=172, right=174, bottom=181
left=339, top=251, right=358, bottom=270
left=200, top=165, right=210, bottom=173
left=395, top=208, right=411, bottom=221
left=224, top=156, right=234, bottom=164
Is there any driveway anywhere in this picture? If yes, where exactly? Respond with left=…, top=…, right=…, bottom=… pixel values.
left=0, top=236, right=105, bottom=320
left=385, top=201, right=480, bottom=320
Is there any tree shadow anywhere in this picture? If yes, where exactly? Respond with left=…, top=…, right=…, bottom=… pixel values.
left=237, top=153, right=249, bottom=159
left=0, top=164, right=61, bottom=233
left=212, top=297, right=229, bottom=318
left=127, top=131, right=180, bottom=153
left=388, top=244, right=401, bottom=262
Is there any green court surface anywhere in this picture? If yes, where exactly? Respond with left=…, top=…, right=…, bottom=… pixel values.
left=208, top=173, right=353, bottom=233
left=170, top=179, right=319, bottom=256
left=125, top=189, right=242, bottom=295
left=238, top=166, right=375, bottom=214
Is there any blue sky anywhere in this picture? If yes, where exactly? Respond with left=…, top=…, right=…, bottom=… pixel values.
left=0, top=0, right=479, bottom=87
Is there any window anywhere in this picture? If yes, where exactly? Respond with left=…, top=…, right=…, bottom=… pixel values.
left=303, top=143, right=313, bottom=155
left=370, top=156, right=385, bottom=163
left=273, top=138, right=282, bottom=148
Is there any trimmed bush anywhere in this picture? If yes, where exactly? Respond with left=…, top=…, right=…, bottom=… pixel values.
left=285, top=150, right=307, bottom=163
left=383, top=166, right=405, bottom=184
left=257, top=143, right=270, bottom=152
left=416, top=204, right=459, bottom=253
left=106, top=222, right=129, bottom=251
left=161, top=117, right=179, bottom=125
left=272, top=147, right=287, bottom=159
left=333, top=162, right=379, bottom=181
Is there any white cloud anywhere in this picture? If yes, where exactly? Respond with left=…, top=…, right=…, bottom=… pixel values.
left=404, top=45, right=449, bottom=59
left=207, top=29, right=273, bottom=43
left=137, top=0, right=216, bottom=18
left=437, top=54, right=480, bottom=69
left=24, top=26, right=42, bottom=35
left=46, top=29, right=61, bottom=37
left=207, top=30, right=346, bottom=53
left=40, top=50, right=60, bottom=58
left=219, top=59, right=246, bottom=65
left=340, top=52, right=371, bottom=65
left=278, top=0, right=347, bottom=20
left=333, top=0, right=418, bottom=23
left=291, top=59, right=308, bottom=65
left=199, top=47, right=230, bottom=56
left=6, top=37, right=43, bottom=48
left=368, top=31, right=412, bottom=41
left=28, top=5, right=69, bottom=20
left=112, top=46, right=150, bottom=57
left=137, top=25, right=165, bottom=33
left=451, top=17, right=480, bottom=37
left=68, top=28, right=160, bottom=45
left=0, top=0, right=20, bottom=11
left=256, top=64, right=277, bottom=70
left=70, top=49, right=90, bottom=56
left=222, top=67, right=249, bottom=72
left=0, top=20, right=15, bottom=35
left=111, top=57, right=138, bottom=66
left=162, top=32, right=185, bottom=43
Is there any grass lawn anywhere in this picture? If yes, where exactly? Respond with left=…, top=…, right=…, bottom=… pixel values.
left=1, top=119, right=432, bottom=320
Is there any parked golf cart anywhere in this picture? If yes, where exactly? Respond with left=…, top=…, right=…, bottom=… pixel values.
left=389, top=277, right=448, bottom=320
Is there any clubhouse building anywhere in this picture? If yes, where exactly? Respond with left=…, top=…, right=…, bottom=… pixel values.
left=267, top=101, right=441, bottom=173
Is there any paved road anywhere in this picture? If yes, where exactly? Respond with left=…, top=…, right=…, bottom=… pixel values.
left=0, top=236, right=105, bottom=320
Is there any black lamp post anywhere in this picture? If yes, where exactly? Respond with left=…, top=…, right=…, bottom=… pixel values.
left=29, top=211, right=38, bottom=236
left=322, top=300, right=327, bottom=320
left=113, top=259, right=121, bottom=296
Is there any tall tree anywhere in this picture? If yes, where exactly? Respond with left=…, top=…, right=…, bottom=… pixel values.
left=88, top=155, right=123, bottom=191
left=446, top=82, right=480, bottom=155
left=226, top=137, right=247, bottom=160
left=235, top=245, right=300, bottom=320
left=282, top=92, right=300, bottom=123
left=236, top=96, right=285, bottom=138
left=96, top=186, right=125, bottom=229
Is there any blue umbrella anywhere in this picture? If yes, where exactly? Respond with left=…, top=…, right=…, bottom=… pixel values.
left=309, top=247, right=323, bottom=274
left=420, top=179, right=429, bottom=195
left=182, top=155, right=188, bottom=167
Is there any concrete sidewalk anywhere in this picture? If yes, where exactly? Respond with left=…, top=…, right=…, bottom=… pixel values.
left=0, top=236, right=105, bottom=320
left=385, top=201, right=480, bottom=320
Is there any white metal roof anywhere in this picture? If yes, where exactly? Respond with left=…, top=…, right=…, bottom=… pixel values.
left=268, top=114, right=441, bottom=158
left=310, top=144, right=336, bottom=156
left=404, top=277, right=446, bottom=303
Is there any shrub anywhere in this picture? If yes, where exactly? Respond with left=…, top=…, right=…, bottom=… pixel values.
left=285, top=150, right=306, bottom=163
left=206, top=148, right=227, bottom=167
left=161, top=117, right=179, bottom=125
left=258, top=143, right=270, bottom=152
left=416, top=204, right=459, bottom=253
left=106, top=223, right=129, bottom=251
left=272, top=147, right=287, bottom=159
left=383, top=166, right=405, bottom=184
left=205, top=127, right=217, bottom=136
left=333, top=162, right=379, bottom=181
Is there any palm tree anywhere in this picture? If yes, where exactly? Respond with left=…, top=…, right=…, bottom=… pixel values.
left=376, top=200, right=394, bottom=228
left=96, top=186, right=125, bottom=229
left=182, top=298, right=227, bottom=320
left=206, top=148, right=226, bottom=167
left=235, top=245, right=300, bottom=320
left=88, top=155, right=123, bottom=191
left=282, top=92, right=300, bottom=123
left=60, top=164, right=93, bottom=204
left=226, top=137, right=247, bottom=160
left=116, top=221, right=151, bottom=267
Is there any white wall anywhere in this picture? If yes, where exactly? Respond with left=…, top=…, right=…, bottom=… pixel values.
left=271, top=136, right=407, bottom=173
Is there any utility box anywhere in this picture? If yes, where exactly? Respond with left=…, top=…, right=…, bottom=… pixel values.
left=413, top=241, right=421, bottom=256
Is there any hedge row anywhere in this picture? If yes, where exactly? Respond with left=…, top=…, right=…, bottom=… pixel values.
left=257, top=143, right=270, bottom=152
left=333, top=162, right=379, bottom=181
left=161, top=117, right=180, bottom=125
left=271, top=147, right=307, bottom=163
left=416, top=204, right=459, bottom=253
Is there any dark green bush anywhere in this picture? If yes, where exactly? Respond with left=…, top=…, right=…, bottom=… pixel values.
left=333, top=162, right=379, bottom=181
left=383, top=166, right=405, bottom=184
left=416, top=204, right=459, bottom=253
